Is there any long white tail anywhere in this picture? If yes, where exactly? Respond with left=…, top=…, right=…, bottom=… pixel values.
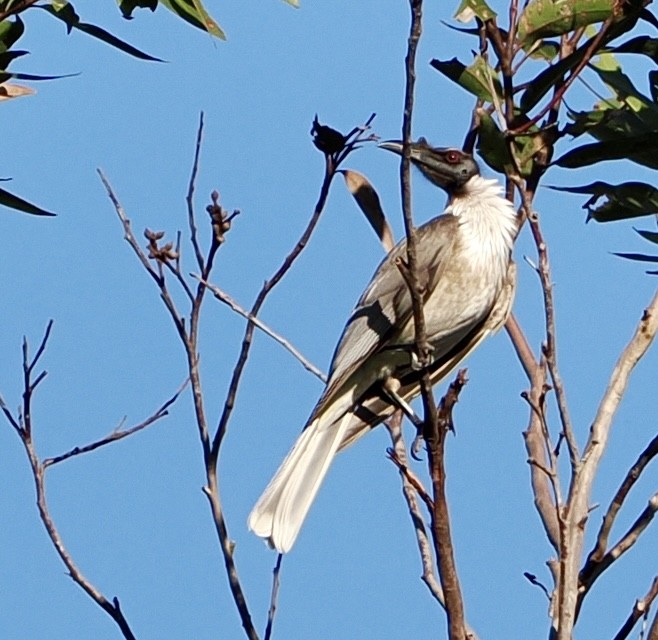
left=248, top=411, right=352, bottom=553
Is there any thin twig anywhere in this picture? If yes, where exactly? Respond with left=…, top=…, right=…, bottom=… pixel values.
left=384, top=414, right=446, bottom=609
left=525, top=207, right=579, bottom=472
left=102, top=157, right=259, bottom=639
left=187, top=112, right=206, bottom=271
left=2, top=325, right=139, bottom=640
left=192, top=275, right=327, bottom=382
left=264, top=554, right=283, bottom=640
left=578, top=493, right=658, bottom=609
left=585, top=432, right=658, bottom=573
left=43, top=379, right=189, bottom=467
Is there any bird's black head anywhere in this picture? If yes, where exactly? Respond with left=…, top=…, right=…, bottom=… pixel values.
left=379, top=138, right=479, bottom=193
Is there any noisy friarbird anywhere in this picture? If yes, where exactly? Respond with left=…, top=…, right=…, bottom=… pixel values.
left=249, top=140, right=518, bottom=553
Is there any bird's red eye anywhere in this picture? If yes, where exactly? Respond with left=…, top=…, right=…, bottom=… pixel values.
left=445, top=150, right=461, bottom=164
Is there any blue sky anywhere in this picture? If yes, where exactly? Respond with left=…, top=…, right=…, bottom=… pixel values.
left=1, top=1, right=657, bottom=639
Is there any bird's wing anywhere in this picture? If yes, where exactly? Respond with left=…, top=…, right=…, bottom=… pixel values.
left=337, top=260, right=517, bottom=450
left=310, top=214, right=460, bottom=418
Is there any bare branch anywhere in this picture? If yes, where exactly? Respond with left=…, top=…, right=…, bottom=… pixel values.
left=579, top=493, right=658, bottom=605
left=612, top=576, right=658, bottom=640
left=187, top=112, right=206, bottom=271
left=193, top=275, right=327, bottom=382
left=385, top=413, right=444, bottom=603
left=505, top=313, right=537, bottom=382
left=585, top=432, right=658, bottom=572
left=43, top=379, right=188, bottom=467
left=264, top=554, right=283, bottom=640
left=5, top=327, right=139, bottom=640
left=557, top=289, right=658, bottom=638
left=525, top=208, right=579, bottom=471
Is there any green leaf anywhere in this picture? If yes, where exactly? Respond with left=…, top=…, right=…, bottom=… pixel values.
left=517, top=0, right=617, bottom=45
left=0, top=16, right=24, bottom=53
left=0, top=71, right=77, bottom=83
left=41, top=3, right=163, bottom=61
left=554, top=136, right=658, bottom=170
left=549, top=181, right=658, bottom=222
left=430, top=55, right=502, bottom=102
left=160, top=0, right=226, bottom=40
left=0, top=185, right=55, bottom=216
left=527, top=40, right=560, bottom=61
left=0, top=49, right=28, bottom=70
left=635, top=227, right=658, bottom=244
left=453, top=0, right=496, bottom=23
left=613, top=252, right=658, bottom=263
left=520, top=48, right=587, bottom=112
left=608, top=35, right=658, bottom=63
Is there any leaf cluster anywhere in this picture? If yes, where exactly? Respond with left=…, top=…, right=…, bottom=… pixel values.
left=439, top=0, right=658, bottom=266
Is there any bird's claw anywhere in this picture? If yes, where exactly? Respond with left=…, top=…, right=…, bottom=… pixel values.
left=411, top=431, right=425, bottom=460
left=410, top=344, right=434, bottom=371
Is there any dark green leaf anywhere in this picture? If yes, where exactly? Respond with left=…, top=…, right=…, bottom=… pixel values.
left=650, top=70, right=658, bottom=104
left=118, top=0, right=158, bottom=20
left=0, top=17, right=24, bottom=54
left=40, top=3, right=163, bottom=61
left=0, top=185, right=55, bottom=216
left=520, top=49, right=586, bottom=112
left=608, top=36, right=658, bottom=64
left=0, top=71, right=77, bottom=83
left=613, top=252, right=658, bottom=263
left=430, top=56, right=502, bottom=102
left=549, top=181, right=658, bottom=222
left=634, top=227, right=658, bottom=244
left=554, top=136, right=658, bottom=170
left=0, top=49, right=28, bottom=70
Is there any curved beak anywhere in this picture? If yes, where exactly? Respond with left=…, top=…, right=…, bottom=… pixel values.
left=379, top=140, right=477, bottom=190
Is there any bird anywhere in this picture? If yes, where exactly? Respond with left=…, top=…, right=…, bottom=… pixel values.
left=248, top=139, right=518, bottom=553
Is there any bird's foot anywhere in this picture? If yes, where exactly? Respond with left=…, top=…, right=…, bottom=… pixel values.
left=382, top=376, right=425, bottom=432
left=410, top=343, right=434, bottom=371
left=411, top=430, right=425, bottom=461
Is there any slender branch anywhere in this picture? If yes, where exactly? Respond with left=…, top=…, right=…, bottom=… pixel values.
left=193, top=275, right=327, bottom=382
left=555, top=288, right=658, bottom=639
left=385, top=414, right=442, bottom=601
left=585, top=432, right=658, bottom=572
left=505, top=313, right=537, bottom=381
left=612, top=576, right=658, bottom=640
left=578, top=493, right=658, bottom=608
left=0, top=0, right=39, bottom=21
left=2, top=325, right=138, bottom=640
left=525, top=208, right=579, bottom=471
left=102, top=146, right=258, bottom=638
left=187, top=112, right=206, bottom=271
left=509, top=17, right=615, bottom=135
left=264, top=555, right=283, bottom=640
left=43, top=379, right=188, bottom=467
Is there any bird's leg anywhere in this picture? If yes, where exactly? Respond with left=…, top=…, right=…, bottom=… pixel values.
left=381, top=376, right=425, bottom=460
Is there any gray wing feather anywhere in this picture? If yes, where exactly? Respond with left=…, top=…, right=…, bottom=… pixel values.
left=337, top=260, right=516, bottom=450
left=311, top=214, right=459, bottom=416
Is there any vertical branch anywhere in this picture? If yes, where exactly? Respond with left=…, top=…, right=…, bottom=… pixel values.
left=555, top=288, right=658, bottom=640
left=399, top=2, right=467, bottom=638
